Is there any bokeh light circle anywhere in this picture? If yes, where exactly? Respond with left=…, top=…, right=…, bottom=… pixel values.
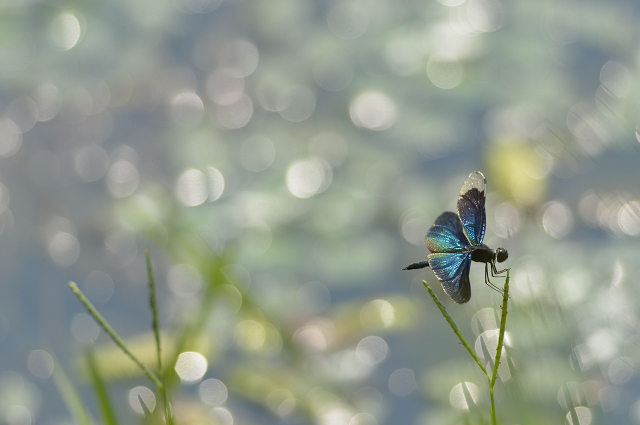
left=83, top=270, right=115, bottom=304
left=388, top=368, right=417, bottom=396
left=49, top=12, right=81, bottom=50
left=349, top=92, right=396, bottom=131
left=49, top=232, right=80, bottom=267
left=199, top=378, right=228, bottom=406
left=360, top=299, right=395, bottom=328
left=286, top=158, right=332, bottom=198
left=449, top=382, right=480, bottom=410
left=618, top=201, right=640, bottom=236
left=216, top=94, right=253, bottom=129
left=175, top=168, right=208, bottom=206
left=206, top=69, right=245, bottom=105
left=170, top=91, right=204, bottom=126
left=0, top=117, right=22, bottom=158
left=466, top=0, right=505, bottom=33
left=210, top=406, right=234, bottom=425
left=349, top=412, right=378, bottom=425
left=128, top=386, right=156, bottom=414
left=541, top=201, right=573, bottom=238
left=566, top=406, right=592, bottom=425
left=401, top=215, right=429, bottom=246
left=208, top=167, right=225, bottom=201
left=106, top=159, right=139, bottom=198
left=293, top=318, right=335, bottom=353
left=6, top=405, right=32, bottom=425
left=427, top=56, right=463, bottom=89
left=220, top=40, right=259, bottom=77
left=608, top=357, right=634, bottom=385
left=267, top=388, right=296, bottom=416
left=26, top=350, right=54, bottom=380
left=494, top=201, right=524, bottom=237
left=277, top=86, right=316, bottom=122
left=600, top=61, right=632, bottom=98
left=355, top=336, right=389, bottom=366
left=174, top=351, right=208, bottom=383
left=297, top=281, right=331, bottom=313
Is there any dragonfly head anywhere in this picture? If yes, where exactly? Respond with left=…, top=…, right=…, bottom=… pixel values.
left=495, top=247, right=508, bottom=263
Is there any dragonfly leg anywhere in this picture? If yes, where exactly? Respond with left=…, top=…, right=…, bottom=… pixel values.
left=490, top=261, right=509, bottom=277
left=484, top=264, right=505, bottom=293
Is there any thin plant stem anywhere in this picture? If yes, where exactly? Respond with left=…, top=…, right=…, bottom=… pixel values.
left=68, top=282, right=163, bottom=389
left=423, top=281, right=489, bottom=379
left=86, top=349, right=119, bottom=425
left=144, top=250, right=174, bottom=425
left=51, top=352, right=93, bottom=425
left=489, top=269, right=510, bottom=425
left=145, top=250, right=163, bottom=376
left=424, top=269, right=510, bottom=425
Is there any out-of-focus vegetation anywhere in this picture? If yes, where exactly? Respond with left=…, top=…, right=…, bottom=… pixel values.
left=2, top=0, right=640, bottom=424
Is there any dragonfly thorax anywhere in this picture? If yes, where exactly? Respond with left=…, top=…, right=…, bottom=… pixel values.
left=469, top=245, right=509, bottom=264
left=469, top=244, right=495, bottom=263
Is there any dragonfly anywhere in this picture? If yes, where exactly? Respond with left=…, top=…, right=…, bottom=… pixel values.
left=403, top=171, right=508, bottom=304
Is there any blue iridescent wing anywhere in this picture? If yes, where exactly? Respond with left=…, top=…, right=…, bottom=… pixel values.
left=426, top=211, right=469, bottom=253
left=427, top=252, right=472, bottom=304
left=457, top=171, right=486, bottom=246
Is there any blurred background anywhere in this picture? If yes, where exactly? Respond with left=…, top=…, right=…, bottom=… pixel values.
left=1, top=0, right=640, bottom=424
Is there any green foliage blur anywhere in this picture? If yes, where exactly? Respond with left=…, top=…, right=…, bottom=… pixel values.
left=2, top=0, right=640, bottom=424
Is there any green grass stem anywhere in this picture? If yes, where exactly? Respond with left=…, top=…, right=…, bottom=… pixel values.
left=86, top=349, right=119, bottom=425
left=489, top=269, right=510, bottom=425
left=51, top=353, right=93, bottom=425
left=145, top=250, right=163, bottom=376
left=423, top=281, right=489, bottom=379
left=144, top=250, right=174, bottom=425
left=68, top=281, right=163, bottom=389
left=424, top=269, right=510, bottom=425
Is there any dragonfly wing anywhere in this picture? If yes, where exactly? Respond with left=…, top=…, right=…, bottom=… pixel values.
left=427, top=252, right=472, bottom=304
left=426, top=211, right=468, bottom=253
left=457, top=171, right=486, bottom=246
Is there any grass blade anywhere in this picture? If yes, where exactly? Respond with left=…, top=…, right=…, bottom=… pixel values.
left=489, top=269, right=510, bottom=424
left=68, top=281, right=162, bottom=389
left=86, top=348, right=119, bottom=425
left=51, top=354, right=93, bottom=425
left=423, top=281, right=489, bottom=378
left=144, top=250, right=174, bottom=425
left=491, top=269, right=510, bottom=387
left=145, top=250, right=163, bottom=375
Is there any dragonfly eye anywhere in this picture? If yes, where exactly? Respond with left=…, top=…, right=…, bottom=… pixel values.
left=495, top=248, right=508, bottom=263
